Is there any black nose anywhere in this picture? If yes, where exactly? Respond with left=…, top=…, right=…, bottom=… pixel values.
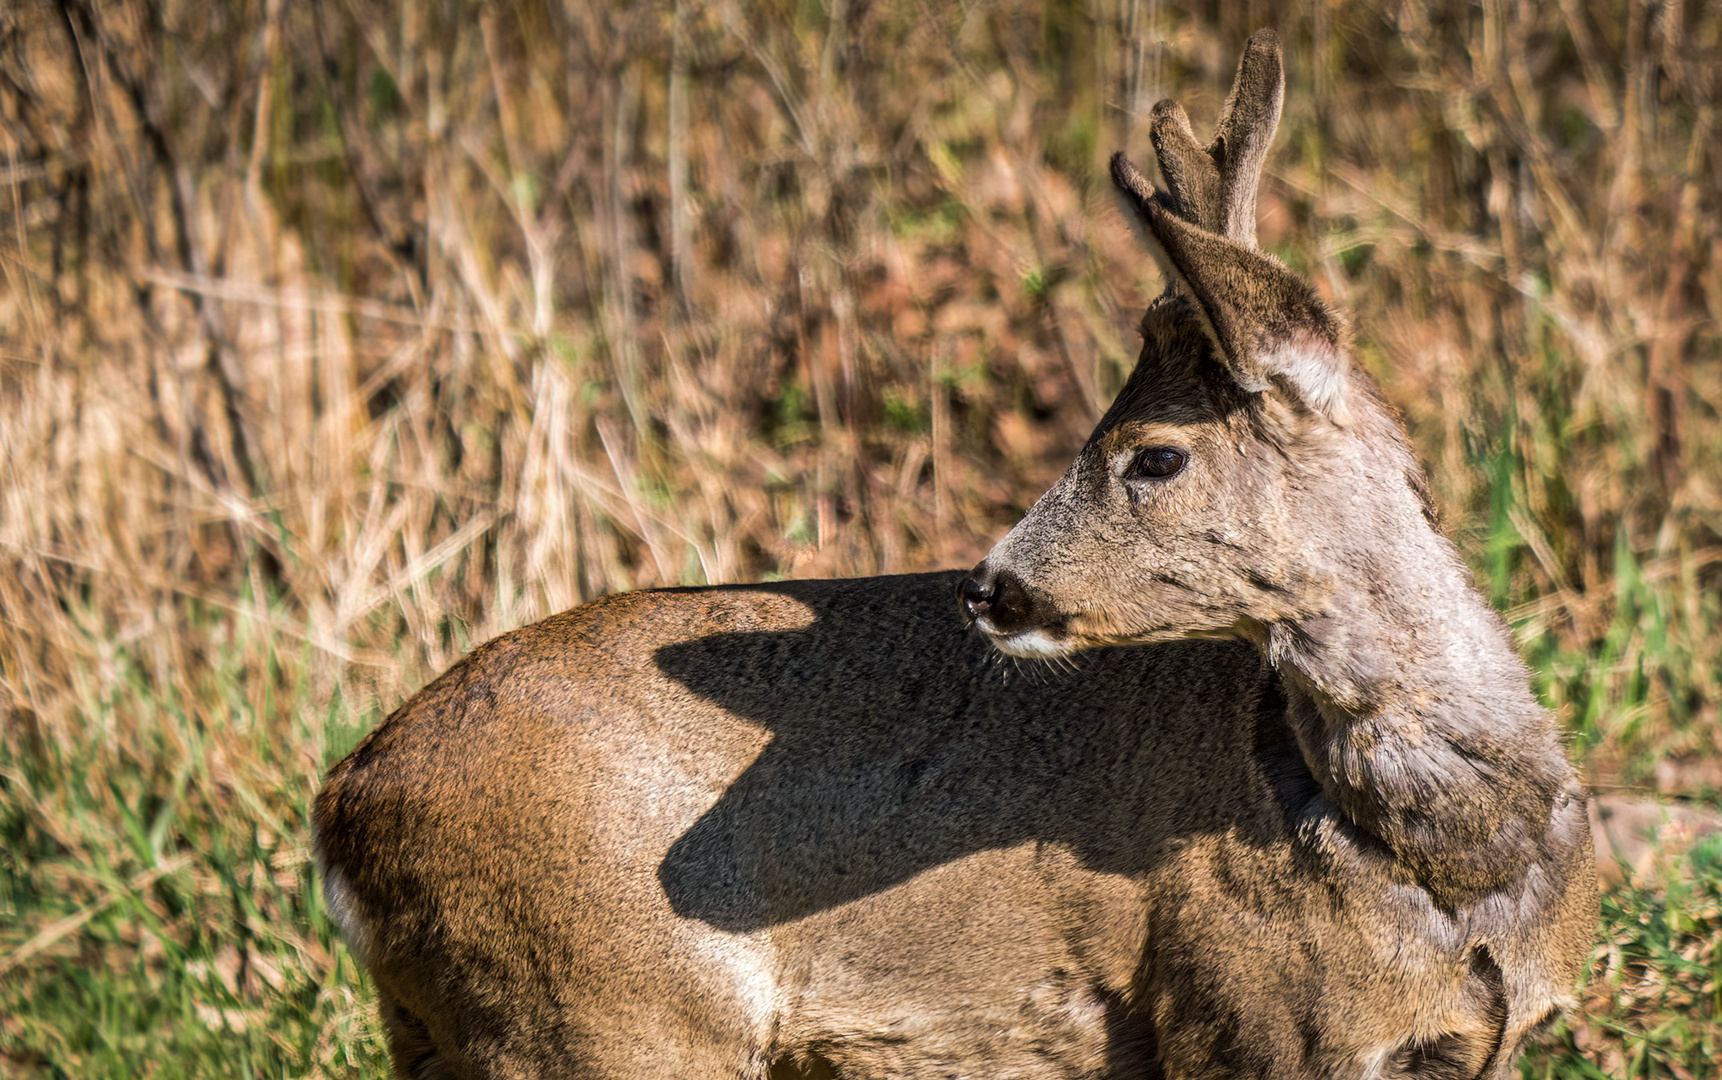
left=959, top=563, right=1057, bottom=637
left=958, top=565, right=997, bottom=622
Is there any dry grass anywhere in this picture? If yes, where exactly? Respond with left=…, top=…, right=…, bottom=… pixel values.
left=2, top=0, right=1720, bottom=1075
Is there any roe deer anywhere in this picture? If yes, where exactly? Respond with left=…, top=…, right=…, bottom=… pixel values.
left=315, top=30, right=1597, bottom=1079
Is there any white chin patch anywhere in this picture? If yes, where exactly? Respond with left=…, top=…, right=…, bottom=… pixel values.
left=987, top=628, right=1076, bottom=660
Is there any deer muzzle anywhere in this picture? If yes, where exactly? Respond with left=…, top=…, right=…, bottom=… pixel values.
left=958, top=562, right=1071, bottom=658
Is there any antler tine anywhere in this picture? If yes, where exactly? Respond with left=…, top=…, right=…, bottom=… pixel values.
left=1109, top=152, right=1159, bottom=221
left=1145, top=29, right=1283, bottom=246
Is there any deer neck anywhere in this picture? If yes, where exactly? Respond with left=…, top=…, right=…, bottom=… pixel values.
left=1259, top=519, right=1572, bottom=904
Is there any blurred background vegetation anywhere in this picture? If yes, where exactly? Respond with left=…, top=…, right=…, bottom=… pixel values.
left=1, top=0, right=1719, bottom=1075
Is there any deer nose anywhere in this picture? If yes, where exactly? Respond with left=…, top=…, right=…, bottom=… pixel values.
left=960, top=561, right=1045, bottom=635
left=961, top=562, right=1066, bottom=643
left=958, top=567, right=997, bottom=622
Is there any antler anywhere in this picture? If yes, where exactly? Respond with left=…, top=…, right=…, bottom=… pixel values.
left=1111, top=30, right=1349, bottom=422
left=1120, top=29, right=1284, bottom=247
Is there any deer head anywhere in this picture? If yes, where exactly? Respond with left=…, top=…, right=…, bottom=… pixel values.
left=959, top=30, right=1431, bottom=678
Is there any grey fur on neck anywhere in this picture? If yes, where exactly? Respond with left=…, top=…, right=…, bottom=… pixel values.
left=1256, top=455, right=1571, bottom=904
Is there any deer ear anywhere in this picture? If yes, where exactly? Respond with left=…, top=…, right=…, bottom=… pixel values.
left=1112, top=153, right=1352, bottom=425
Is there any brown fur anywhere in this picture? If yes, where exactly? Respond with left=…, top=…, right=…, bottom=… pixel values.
left=316, top=30, right=1596, bottom=1079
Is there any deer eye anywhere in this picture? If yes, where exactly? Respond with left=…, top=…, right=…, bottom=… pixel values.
left=1125, top=446, right=1187, bottom=481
